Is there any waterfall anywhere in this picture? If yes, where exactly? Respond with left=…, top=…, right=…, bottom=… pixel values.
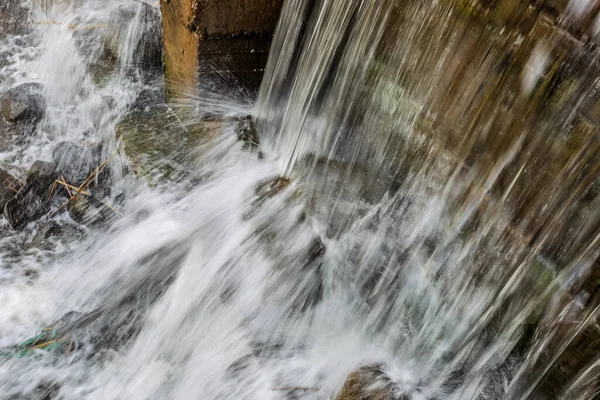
left=0, top=0, right=599, bottom=399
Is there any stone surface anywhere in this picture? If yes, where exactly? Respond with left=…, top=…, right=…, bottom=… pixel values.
left=234, top=115, right=260, bottom=152
left=0, top=168, right=19, bottom=211
left=336, top=365, right=405, bottom=400
left=159, top=0, right=283, bottom=97
left=26, top=161, right=58, bottom=188
left=0, top=83, right=45, bottom=124
left=160, top=0, right=200, bottom=96
left=74, top=1, right=161, bottom=85
left=52, top=141, right=96, bottom=185
left=0, top=0, right=30, bottom=40
left=24, top=219, right=86, bottom=251
left=105, top=2, right=162, bottom=74
left=4, top=161, right=57, bottom=229
left=67, top=195, right=116, bottom=228
left=116, top=103, right=189, bottom=184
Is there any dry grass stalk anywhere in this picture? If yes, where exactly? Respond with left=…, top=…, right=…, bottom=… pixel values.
left=49, top=150, right=121, bottom=217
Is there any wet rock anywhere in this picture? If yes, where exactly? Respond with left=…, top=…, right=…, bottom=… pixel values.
left=336, top=365, right=406, bottom=400
left=105, top=2, right=162, bottom=74
left=25, top=219, right=86, bottom=251
left=0, top=168, right=20, bottom=210
left=0, top=83, right=45, bottom=124
left=71, top=16, right=116, bottom=87
left=26, top=161, right=58, bottom=188
left=305, top=235, right=326, bottom=267
left=72, top=1, right=160, bottom=86
left=0, top=0, right=30, bottom=40
left=52, top=141, right=96, bottom=185
left=89, top=141, right=112, bottom=187
left=235, top=115, right=260, bottom=152
left=40, top=244, right=190, bottom=355
left=116, top=103, right=188, bottom=184
left=251, top=176, right=291, bottom=209
left=67, top=195, right=117, bottom=228
left=4, top=161, right=57, bottom=229
left=0, top=118, right=14, bottom=150
left=7, top=381, right=61, bottom=400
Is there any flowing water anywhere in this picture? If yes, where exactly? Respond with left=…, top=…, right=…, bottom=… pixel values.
left=1, top=0, right=600, bottom=399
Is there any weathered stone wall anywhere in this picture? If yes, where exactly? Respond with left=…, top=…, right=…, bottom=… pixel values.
left=160, top=0, right=283, bottom=98
left=386, top=1, right=600, bottom=397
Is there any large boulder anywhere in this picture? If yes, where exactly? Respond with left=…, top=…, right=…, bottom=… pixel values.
left=104, top=2, right=162, bottom=74
left=52, top=141, right=96, bottom=185
left=115, top=103, right=189, bottom=184
left=74, top=1, right=161, bottom=85
left=4, top=161, right=57, bottom=229
left=0, top=83, right=45, bottom=124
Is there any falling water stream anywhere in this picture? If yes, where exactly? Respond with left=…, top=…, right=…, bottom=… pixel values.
left=1, top=0, right=600, bottom=399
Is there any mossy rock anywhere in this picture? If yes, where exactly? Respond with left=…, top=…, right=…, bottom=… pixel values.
left=115, top=103, right=188, bottom=185
left=336, top=365, right=407, bottom=400
left=115, top=103, right=223, bottom=185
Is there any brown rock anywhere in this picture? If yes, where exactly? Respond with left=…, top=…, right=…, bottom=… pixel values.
left=336, top=365, right=406, bottom=400
left=4, top=161, right=57, bottom=229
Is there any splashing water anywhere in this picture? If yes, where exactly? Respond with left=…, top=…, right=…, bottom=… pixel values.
left=1, top=0, right=600, bottom=399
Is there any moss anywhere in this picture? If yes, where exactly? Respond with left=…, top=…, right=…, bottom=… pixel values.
left=116, top=104, right=188, bottom=185
left=115, top=104, right=223, bottom=186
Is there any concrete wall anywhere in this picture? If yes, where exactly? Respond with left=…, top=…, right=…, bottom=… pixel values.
left=160, top=0, right=284, bottom=98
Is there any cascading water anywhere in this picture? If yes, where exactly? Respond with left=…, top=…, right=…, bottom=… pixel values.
left=1, top=0, right=600, bottom=399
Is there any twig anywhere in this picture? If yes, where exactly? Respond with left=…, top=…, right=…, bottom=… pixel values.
left=78, top=150, right=118, bottom=190
left=98, top=200, right=122, bottom=216
left=56, top=179, right=90, bottom=197
left=48, top=180, right=57, bottom=199
left=8, top=182, right=20, bottom=194
left=47, top=150, right=121, bottom=217
left=60, top=175, right=73, bottom=198
left=65, top=340, right=73, bottom=357
left=49, top=200, right=70, bottom=218
left=31, top=338, right=61, bottom=349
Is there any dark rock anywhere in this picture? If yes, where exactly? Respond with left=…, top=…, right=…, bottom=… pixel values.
left=235, top=115, right=260, bottom=152
left=305, top=236, right=326, bottom=267
left=116, top=103, right=188, bottom=184
left=4, top=161, right=57, bottom=229
left=5, top=186, right=50, bottom=229
left=0, top=117, right=17, bottom=151
left=52, top=141, right=96, bottom=185
left=25, top=219, right=86, bottom=251
left=0, top=83, right=45, bottom=124
left=336, top=365, right=407, bottom=400
left=76, top=0, right=161, bottom=85
left=252, top=176, right=291, bottom=208
left=0, top=168, right=19, bottom=210
left=89, top=142, right=112, bottom=187
left=26, top=161, right=58, bottom=188
left=30, top=382, right=60, bottom=400
left=106, top=1, right=162, bottom=73
left=0, top=0, right=30, bottom=40
left=32, top=244, right=190, bottom=356
left=67, top=195, right=117, bottom=228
